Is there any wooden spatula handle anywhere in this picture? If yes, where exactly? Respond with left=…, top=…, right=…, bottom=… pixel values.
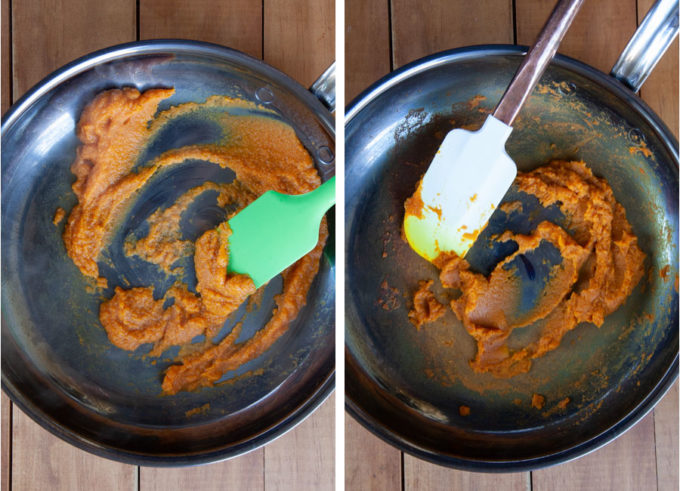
left=493, top=0, right=585, bottom=126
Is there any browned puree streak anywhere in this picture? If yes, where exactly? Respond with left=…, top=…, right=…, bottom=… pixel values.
left=161, top=225, right=327, bottom=394
left=531, top=393, right=545, bottom=410
left=53, top=207, right=66, bottom=226
left=403, top=181, right=425, bottom=219
left=63, top=88, right=327, bottom=394
left=408, top=279, right=446, bottom=329
left=415, top=160, right=645, bottom=378
left=123, top=181, right=253, bottom=275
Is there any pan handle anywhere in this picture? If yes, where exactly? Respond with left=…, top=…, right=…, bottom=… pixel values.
left=611, top=0, right=679, bottom=92
left=310, top=62, right=336, bottom=112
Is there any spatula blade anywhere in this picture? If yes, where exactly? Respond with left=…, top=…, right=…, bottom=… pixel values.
left=226, top=176, right=335, bottom=287
left=227, top=191, right=320, bottom=287
left=404, top=115, right=516, bottom=261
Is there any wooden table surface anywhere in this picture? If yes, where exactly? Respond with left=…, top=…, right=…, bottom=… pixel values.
left=0, top=1, right=334, bottom=490
left=345, top=0, right=678, bottom=490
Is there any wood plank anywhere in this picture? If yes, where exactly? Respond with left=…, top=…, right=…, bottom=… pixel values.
left=12, top=0, right=136, bottom=97
left=139, top=0, right=263, bottom=59
left=516, top=4, right=675, bottom=488
left=374, top=3, right=519, bottom=489
left=515, top=0, right=637, bottom=73
left=263, top=394, right=334, bottom=491
left=532, top=412, right=658, bottom=491
left=345, top=415, right=401, bottom=491
left=263, top=0, right=335, bottom=87
left=404, top=454, right=528, bottom=491
left=137, top=4, right=268, bottom=487
left=1, top=0, right=9, bottom=111
left=638, top=8, right=678, bottom=491
left=10, top=1, right=138, bottom=489
left=637, top=0, right=679, bottom=139
left=654, top=382, right=679, bottom=491
left=391, top=0, right=513, bottom=69
left=345, top=0, right=390, bottom=103
left=1, top=394, right=10, bottom=491
left=12, top=407, right=136, bottom=491
left=140, top=449, right=264, bottom=490
left=2, top=14, right=11, bottom=491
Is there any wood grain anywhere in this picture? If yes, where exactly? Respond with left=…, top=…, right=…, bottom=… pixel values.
left=654, top=383, right=679, bottom=491
left=1, top=16, right=11, bottom=491
left=263, top=394, right=335, bottom=491
left=8, top=1, right=139, bottom=490
left=515, top=0, right=637, bottom=73
left=138, top=1, right=265, bottom=485
left=11, top=408, right=136, bottom=491
left=532, top=412, right=658, bottom=491
left=1, top=0, right=9, bottom=111
left=263, top=0, right=335, bottom=87
left=146, top=2, right=338, bottom=487
left=391, top=0, right=513, bottom=69
left=349, top=1, right=518, bottom=488
left=637, top=0, right=679, bottom=138
left=634, top=4, right=679, bottom=486
left=404, top=454, right=528, bottom=491
left=12, top=0, right=135, bottom=96
left=345, top=415, right=401, bottom=491
left=140, top=449, right=264, bottom=490
left=139, top=0, right=263, bottom=59
left=1, top=395, right=10, bottom=491
left=345, top=0, right=390, bottom=102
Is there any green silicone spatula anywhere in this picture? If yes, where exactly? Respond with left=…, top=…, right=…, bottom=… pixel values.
left=226, top=176, right=335, bottom=287
left=403, top=0, right=584, bottom=262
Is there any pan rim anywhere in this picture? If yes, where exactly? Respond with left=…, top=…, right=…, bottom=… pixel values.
left=1, top=39, right=335, bottom=466
left=345, top=353, right=677, bottom=472
left=346, top=44, right=679, bottom=160
left=2, top=374, right=335, bottom=467
left=344, top=44, right=678, bottom=471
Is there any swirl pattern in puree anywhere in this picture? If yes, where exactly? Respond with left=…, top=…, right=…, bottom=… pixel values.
left=409, top=160, right=645, bottom=378
left=62, top=88, right=327, bottom=394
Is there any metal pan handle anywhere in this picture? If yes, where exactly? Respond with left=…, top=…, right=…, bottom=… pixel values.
left=611, top=0, right=679, bottom=92
left=310, top=62, right=336, bottom=112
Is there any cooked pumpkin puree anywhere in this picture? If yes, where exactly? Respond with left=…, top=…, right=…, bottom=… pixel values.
left=63, top=88, right=327, bottom=394
left=409, top=160, right=644, bottom=378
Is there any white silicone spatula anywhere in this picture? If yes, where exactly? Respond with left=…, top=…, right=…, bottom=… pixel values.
left=403, top=0, right=585, bottom=262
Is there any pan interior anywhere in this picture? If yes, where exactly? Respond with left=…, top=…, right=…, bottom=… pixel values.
left=346, top=52, right=678, bottom=465
left=2, top=44, right=334, bottom=462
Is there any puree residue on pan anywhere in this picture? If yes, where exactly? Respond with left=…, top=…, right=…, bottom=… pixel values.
left=408, top=160, right=645, bottom=378
left=61, top=87, right=327, bottom=395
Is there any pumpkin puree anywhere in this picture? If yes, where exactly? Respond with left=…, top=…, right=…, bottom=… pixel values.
left=63, top=88, right=327, bottom=394
left=409, top=160, right=645, bottom=378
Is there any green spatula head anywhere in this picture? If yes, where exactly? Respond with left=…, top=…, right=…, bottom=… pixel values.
left=226, top=176, right=335, bottom=287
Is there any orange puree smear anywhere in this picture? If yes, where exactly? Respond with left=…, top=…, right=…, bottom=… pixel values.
left=408, top=280, right=446, bottom=329
left=403, top=181, right=425, bottom=219
left=123, top=181, right=254, bottom=275
left=62, top=88, right=327, bottom=394
left=531, top=393, right=545, bottom=410
left=53, top=207, right=66, bottom=226
left=416, top=160, right=645, bottom=378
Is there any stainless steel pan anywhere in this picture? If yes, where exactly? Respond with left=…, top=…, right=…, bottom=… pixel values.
left=345, top=0, right=678, bottom=470
left=2, top=40, right=335, bottom=465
